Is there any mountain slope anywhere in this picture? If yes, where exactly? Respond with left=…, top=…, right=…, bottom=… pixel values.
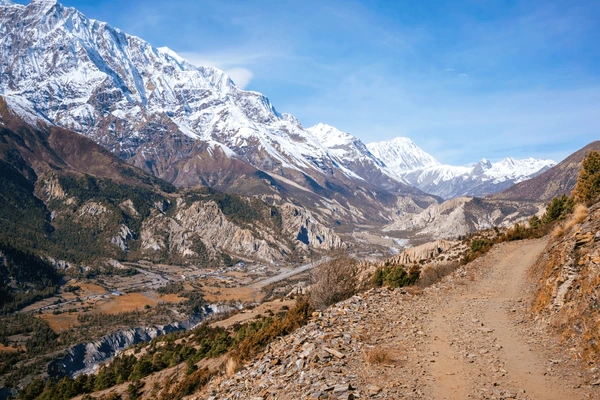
left=493, top=141, right=600, bottom=202
left=0, top=100, right=341, bottom=269
left=0, top=0, right=440, bottom=228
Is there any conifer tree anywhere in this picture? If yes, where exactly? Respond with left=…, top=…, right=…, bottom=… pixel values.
left=572, top=150, right=600, bottom=204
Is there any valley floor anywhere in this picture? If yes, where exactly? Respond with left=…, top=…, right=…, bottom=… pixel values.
left=203, top=239, right=600, bottom=399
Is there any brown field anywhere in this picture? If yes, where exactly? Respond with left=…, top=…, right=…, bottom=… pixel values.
left=202, top=285, right=263, bottom=303
left=40, top=312, right=80, bottom=332
left=78, top=282, right=107, bottom=296
left=0, top=343, right=21, bottom=352
left=158, top=293, right=185, bottom=303
left=95, top=293, right=158, bottom=314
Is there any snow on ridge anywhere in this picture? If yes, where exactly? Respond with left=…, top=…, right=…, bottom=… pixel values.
left=367, top=137, right=441, bottom=172
left=0, top=0, right=556, bottom=200
left=307, top=123, right=356, bottom=148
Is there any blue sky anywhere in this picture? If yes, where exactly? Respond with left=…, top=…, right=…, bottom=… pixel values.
left=16, top=0, right=600, bottom=165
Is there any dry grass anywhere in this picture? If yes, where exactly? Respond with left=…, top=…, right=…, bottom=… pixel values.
left=0, top=343, right=20, bottom=352
left=40, top=312, right=80, bottom=332
left=564, top=204, right=589, bottom=232
left=225, top=357, right=238, bottom=377
left=96, top=293, right=157, bottom=314
left=551, top=224, right=565, bottom=238
left=365, top=346, right=394, bottom=365
left=551, top=204, right=588, bottom=239
left=78, top=282, right=107, bottom=295
left=211, top=299, right=296, bottom=329
left=158, top=293, right=185, bottom=303
left=202, top=284, right=262, bottom=303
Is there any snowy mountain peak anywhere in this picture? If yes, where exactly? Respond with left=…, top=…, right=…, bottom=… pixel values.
left=0, top=0, right=558, bottom=208
left=29, top=0, right=60, bottom=13
left=367, top=137, right=440, bottom=172
left=400, top=156, right=557, bottom=199
left=0, top=0, right=15, bottom=7
left=473, top=158, right=492, bottom=174
left=308, top=123, right=355, bottom=147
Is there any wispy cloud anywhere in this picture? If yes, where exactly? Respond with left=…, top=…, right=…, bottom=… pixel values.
left=178, top=50, right=286, bottom=89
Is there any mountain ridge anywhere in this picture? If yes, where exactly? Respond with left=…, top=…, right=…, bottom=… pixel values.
left=0, top=0, right=554, bottom=212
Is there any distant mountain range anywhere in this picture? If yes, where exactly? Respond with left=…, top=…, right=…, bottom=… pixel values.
left=0, top=0, right=554, bottom=210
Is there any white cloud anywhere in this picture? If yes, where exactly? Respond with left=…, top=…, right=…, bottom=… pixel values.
left=177, top=51, right=263, bottom=89
left=224, top=68, right=253, bottom=89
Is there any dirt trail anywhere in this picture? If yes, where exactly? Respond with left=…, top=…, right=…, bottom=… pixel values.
left=205, top=238, right=600, bottom=399
left=426, top=239, right=583, bottom=400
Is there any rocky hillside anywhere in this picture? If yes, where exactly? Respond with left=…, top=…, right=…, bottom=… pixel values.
left=0, top=100, right=341, bottom=271
left=531, top=198, right=600, bottom=367
left=385, top=196, right=541, bottom=240
left=202, top=239, right=599, bottom=399
left=493, top=141, right=600, bottom=202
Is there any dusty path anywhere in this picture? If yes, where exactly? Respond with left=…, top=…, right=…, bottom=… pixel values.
left=206, top=239, right=600, bottom=399
left=426, top=239, right=585, bottom=400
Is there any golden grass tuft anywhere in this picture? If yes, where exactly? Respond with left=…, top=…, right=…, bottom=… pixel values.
left=551, top=224, right=565, bottom=239
left=565, top=204, right=589, bottom=231
left=225, top=357, right=238, bottom=377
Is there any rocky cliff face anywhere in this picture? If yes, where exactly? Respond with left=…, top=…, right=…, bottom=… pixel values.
left=385, top=197, right=541, bottom=240
left=531, top=200, right=600, bottom=366
left=387, top=239, right=460, bottom=265
left=47, top=316, right=207, bottom=378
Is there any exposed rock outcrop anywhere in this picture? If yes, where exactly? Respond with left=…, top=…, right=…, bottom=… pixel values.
left=388, top=239, right=459, bottom=265
left=279, top=204, right=344, bottom=250
left=386, top=197, right=540, bottom=241
left=531, top=200, right=600, bottom=367
left=48, top=317, right=206, bottom=378
left=111, top=225, right=135, bottom=251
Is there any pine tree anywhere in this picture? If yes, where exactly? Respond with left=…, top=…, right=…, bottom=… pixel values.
left=572, top=150, right=600, bottom=204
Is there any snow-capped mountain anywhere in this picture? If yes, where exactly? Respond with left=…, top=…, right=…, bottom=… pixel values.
left=367, top=137, right=440, bottom=172
left=0, top=0, right=556, bottom=224
left=401, top=157, right=556, bottom=199
left=0, top=0, right=325, bottom=174
left=367, top=138, right=555, bottom=199
left=307, top=123, right=416, bottom=190
left=0, top=0, right=438, bottom=225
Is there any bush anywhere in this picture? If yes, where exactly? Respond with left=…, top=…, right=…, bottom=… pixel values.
left=470, top=239, right=491, bottom=253
left=309, top=257, right=358, bottom=310
left=372, top=264, right=420, bottom=289
left=541, top=194, right=573, bottom=224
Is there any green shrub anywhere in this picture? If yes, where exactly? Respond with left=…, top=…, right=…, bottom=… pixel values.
left=372, top=264, right=420, bottom=289
left=470, top=239, right=491, bottom=253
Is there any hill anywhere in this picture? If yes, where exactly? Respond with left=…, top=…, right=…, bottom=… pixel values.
left=492, top=141, right=600, bottom=202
